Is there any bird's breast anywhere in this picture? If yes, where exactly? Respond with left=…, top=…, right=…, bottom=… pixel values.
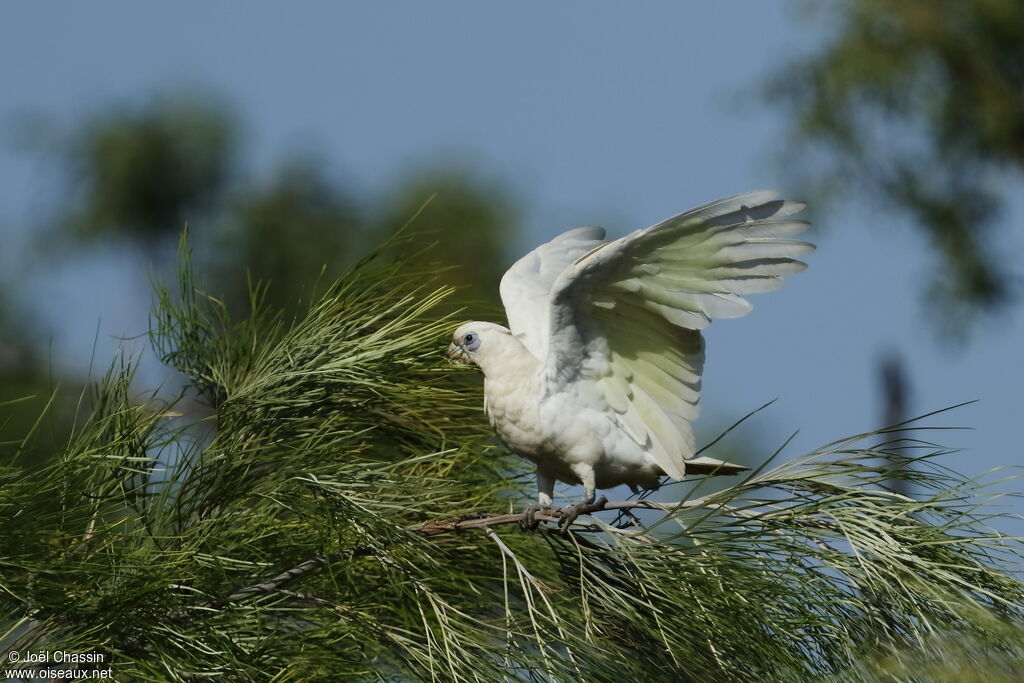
left=483, top=372, right=549, bottom=461
left=483, top=363, right=663, bottom=489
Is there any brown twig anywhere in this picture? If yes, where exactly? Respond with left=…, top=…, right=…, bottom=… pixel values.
left=204, top=548, right=372, bottom=609
left=411, top=494, right=729, bottom=535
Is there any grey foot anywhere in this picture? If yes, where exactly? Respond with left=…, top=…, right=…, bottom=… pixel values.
left=520, top=502, right=544, bottom=532
left=558, top=501, right=592, bottom=533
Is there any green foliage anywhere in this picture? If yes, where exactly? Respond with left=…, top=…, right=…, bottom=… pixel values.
left=836, top=622, right=1024, bottom=682
left=774, top=0, right=1024, bottom=337
left=2, top=243, right=1023, bottom=681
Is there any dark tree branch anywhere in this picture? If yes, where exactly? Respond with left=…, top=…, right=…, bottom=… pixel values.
left=205, top=548, right=373, bottom=609
left=204, top=494, right=729, bottom=609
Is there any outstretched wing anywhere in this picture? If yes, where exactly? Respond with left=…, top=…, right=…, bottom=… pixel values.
left=499, top=226, right=607, bottom=360
left=544, top=191, right=813, bottom=479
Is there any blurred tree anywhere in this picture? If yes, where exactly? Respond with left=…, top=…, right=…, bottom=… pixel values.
left=0, top=293, right=45, bottom=431
left=1, top=90, right=238, bottom=453
left=63, top=89, right=237, bottom=248
left=376, top=169, right=517, bottom=310
left=0, top=290, right=75, bottom=460
left=774, top=0, right=1024, bottom=338
left=209, top=160, right=363, bottom=313
left=5, top=88, right=519, bottom=457
left=879, top=350, right=912, bottom=496
left=34, top=90, right=514, bottom=313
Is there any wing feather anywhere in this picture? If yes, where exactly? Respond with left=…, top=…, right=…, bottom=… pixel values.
left=499, top=226, right=607, bottom=359
left=543, top=190, right=812, bottom=478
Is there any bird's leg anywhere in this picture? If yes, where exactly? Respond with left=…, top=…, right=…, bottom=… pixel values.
left=559, top=465, right=597, bottom=533
left=521, top=469, right=555, bottom=532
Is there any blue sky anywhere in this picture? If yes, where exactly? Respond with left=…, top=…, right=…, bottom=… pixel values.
left=1, top=3, right=1021, bottom=511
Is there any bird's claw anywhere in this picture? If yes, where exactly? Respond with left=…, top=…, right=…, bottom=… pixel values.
left=520, top=502, right=544, bottom=532
left=521, top=496, right=605, bottom=533
left=557, top=501, right=592, bottom=534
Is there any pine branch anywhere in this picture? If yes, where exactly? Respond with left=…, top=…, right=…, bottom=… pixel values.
left=205, top=494, right=731, bottom=608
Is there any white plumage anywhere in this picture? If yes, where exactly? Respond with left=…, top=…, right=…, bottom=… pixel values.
left=447, top=191, right=813, bottom=515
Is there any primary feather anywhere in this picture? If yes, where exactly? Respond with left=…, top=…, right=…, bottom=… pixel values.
left=449, top=191, right=812, bottom=509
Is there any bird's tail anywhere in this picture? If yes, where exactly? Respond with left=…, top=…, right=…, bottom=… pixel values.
left=684, top=456, right=749, bottom=476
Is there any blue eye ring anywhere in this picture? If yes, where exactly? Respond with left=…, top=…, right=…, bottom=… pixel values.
left=464, top=333, right=481, bottom=351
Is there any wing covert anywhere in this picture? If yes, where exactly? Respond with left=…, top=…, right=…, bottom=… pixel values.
left=499, top=226, right=606, bottom=360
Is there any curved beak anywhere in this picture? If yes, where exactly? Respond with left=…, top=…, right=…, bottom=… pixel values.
left=446, top=343, right=469, bottom=365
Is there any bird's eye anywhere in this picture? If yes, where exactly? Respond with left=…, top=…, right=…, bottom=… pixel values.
left=463, top=333, right=481, bottom=351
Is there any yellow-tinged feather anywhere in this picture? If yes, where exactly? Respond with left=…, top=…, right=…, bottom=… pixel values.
left=630, top=382, right=690, bottom=478
left=598, top=374, right=633, bottom=414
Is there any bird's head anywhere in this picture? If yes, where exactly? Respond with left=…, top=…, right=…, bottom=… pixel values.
left=446, top=322, right=514, bottom=369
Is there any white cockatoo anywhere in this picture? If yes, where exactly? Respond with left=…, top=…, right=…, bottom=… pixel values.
left=447, top=191, right=812, bottom=526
